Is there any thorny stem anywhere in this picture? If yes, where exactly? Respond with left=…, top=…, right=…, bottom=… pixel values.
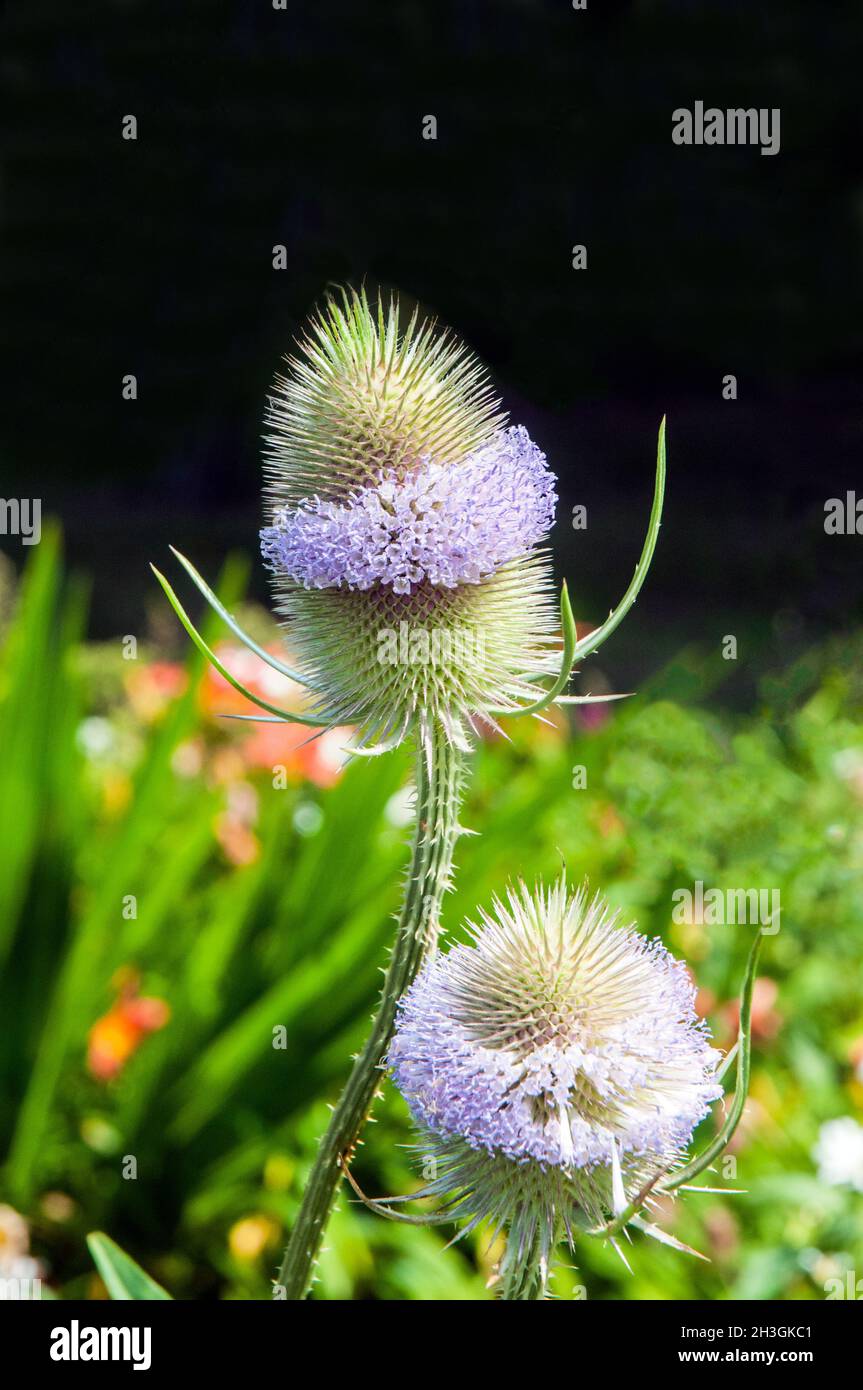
left=276, top=727, right=465, bottom=1299
left=501, top=1264, right=548, bottom=1301
left=500, top=1235, right=556, bottom=1301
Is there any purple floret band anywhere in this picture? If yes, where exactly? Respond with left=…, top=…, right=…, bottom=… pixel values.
left=260, top=426, right=556, bottom=594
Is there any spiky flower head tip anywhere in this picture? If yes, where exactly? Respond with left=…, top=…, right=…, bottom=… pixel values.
left=260, top=290, right=560, bottom=751
left=388, top=879, right=722, bottom=1278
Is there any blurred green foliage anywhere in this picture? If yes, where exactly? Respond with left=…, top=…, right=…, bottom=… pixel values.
left=1, top=535, right=862, bottom=1300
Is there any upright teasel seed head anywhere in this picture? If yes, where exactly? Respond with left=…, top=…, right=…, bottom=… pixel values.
left=260, top=289, right=561, bottom=751
left=263, top=287, right=506, bottom=506
left=388, top=878, right=723, bottom=1289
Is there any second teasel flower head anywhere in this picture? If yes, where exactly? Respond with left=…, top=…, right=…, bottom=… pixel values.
left=388, top=879, right=723, bottom=1248
left=260, top=290, right=560, bottom=750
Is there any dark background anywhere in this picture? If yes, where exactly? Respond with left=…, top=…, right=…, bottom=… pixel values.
left=3, top=0, right=862, bottom=698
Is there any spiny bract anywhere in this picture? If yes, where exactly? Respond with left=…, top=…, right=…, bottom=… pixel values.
left=260, top=290, right=560, bottom=751
left=388, top=878, right=722, bottom=1251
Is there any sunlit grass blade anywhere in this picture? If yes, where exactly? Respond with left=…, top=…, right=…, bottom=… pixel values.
left=87, top=1233, right=172, bottom=1300
left=6, top=558, right=245, bottom=1200
left=168, top=898, right=389, bottom=1140
left=0, top=527, right=64, bottom=966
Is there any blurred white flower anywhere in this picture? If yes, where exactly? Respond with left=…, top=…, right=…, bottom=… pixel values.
left=0, top=1204, right=44, bottom=1297
left=813, top=1117, right=863, bottom=1192
left=75, top=715, right=115, bottom=760
left=385, top=785, right=415, bottom=828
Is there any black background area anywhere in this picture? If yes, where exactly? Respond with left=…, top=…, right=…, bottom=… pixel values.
left=2, top=0, right=862, bottom=693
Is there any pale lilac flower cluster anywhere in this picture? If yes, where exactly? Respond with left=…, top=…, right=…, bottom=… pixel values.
left=389, top=884, right=722, bottom=1171
left=260, top=426, right=556, bottom=595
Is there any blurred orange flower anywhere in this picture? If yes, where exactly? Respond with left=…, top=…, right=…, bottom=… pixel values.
left=125, top=661, right=187, bottom=722
left=199, top=642, right=302, bottom=719
left=242, top=722, right=349, bottom=787
left=87, top=969, right=170, bottom=1082
left=215, top=811, right=260, bottom=867
left=200, top=642, right=351, bottom=787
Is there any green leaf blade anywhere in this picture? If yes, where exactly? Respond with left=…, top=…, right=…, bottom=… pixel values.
left=86, top=1233, right=173, bottom=1301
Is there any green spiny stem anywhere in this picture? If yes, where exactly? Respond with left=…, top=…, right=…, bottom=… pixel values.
left=500, top=1222, right=558, bottom=1301
left=276, top=727, right=465, bottom=1299
left=501, top=1264, right=549, bottom=1300
left=501, top=1263, right=548, bottom=1301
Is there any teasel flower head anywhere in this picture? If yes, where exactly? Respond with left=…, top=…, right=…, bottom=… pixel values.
left=259, top=289, right=561, bottom=751
left=388, top=878, right=724, bottom=1293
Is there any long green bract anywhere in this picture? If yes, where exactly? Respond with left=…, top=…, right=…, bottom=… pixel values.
left=151, top=563, right=325, bottom=727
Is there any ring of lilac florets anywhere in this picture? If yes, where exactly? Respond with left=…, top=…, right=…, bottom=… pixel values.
left=388, top=910, right=722, bottom=1173
left=260, top=426, right=556, bottom=595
